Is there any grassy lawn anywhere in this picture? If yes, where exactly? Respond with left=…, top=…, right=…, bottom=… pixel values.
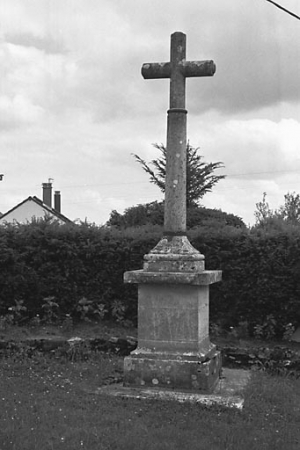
left=1, top=350, right=300, bottom=450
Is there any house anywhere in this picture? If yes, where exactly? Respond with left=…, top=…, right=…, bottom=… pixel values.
left=0, top=182, right=72, bottom=225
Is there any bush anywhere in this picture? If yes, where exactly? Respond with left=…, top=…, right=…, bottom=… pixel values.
left=189, top=225, right=300, bottom=336
left=107, top=202, right=246, bottom=229
left=0, top=220, right=141, bottom=325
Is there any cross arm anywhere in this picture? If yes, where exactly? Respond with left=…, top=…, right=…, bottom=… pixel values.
left=182, top=60, right=216, bottom=77
left=142, top=62, right=171, bottom=79
left=142, top=60, right=216, bottom=80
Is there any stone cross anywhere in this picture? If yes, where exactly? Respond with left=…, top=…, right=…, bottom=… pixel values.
left=142, top=31, right=216, bottom=235
left=124, top=32, right=222, bottom=393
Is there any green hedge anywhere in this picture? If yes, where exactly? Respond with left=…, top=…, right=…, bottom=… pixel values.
left=189, top=227, right=300, bottom=334
left=0, top=221, right=161, bottom=324
left=0, top=220, right=300, bottom=336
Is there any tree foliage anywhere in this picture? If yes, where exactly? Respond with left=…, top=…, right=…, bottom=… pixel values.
left=254, top=191, right=300, bottom=229
left=254, top=192, right=274, bottom=226
left=107, top=202, right=164, bottom=228
left=107, top=201, right=245, bottom=229
left=277, top=192, right=300, bottom=223
left=133, top=143, right=226, bottom=207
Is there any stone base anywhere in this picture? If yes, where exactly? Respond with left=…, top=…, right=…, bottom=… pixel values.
left=94, top=368, right=251, bottom=409
left=124, top=349, right=221, bottom=394
left=143, top=235, right=205, bottom=272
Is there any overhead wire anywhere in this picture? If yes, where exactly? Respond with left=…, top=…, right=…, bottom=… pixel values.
left=61, top=169, right=300, bottom=188
left=265, top=0, right=300, bottom=21
left=27, top=168, right=300, bottom=190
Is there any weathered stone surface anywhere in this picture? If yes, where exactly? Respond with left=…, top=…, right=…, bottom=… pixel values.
left=142, top=32, right=216, bottom=234
left=96, top=368, right=250, bottom=409
left=122, top=32, right=221, bottom=394
left=124, top=270, right=222, bottom=285
left=124, top=349, right=221, bottom=393
left=145, top=235, right=203, bottom=256
left=141, top=60, right=216, bottom=80
left=165, top=108, right=187, bottom=233
left=137, top=283, right=211, bottom=354
left=143, top=235, right=205, bottom=272
left=123, top=277, right=221, bottom=392
left=97, top=372, right=248, bottom=409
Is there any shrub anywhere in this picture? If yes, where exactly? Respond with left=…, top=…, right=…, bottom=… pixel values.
left=107, top=202, right=246, bottom=229
left=0, top=219, right=300, bottom=337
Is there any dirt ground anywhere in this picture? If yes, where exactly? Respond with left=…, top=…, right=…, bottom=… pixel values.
left=0, top=320, right=137, bottom=342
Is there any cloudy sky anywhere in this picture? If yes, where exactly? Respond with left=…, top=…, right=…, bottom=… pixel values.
left=1, top=0, right=300, bottom=226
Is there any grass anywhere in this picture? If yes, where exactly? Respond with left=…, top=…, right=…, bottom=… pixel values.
left=1, top=348, right=300, bottom=450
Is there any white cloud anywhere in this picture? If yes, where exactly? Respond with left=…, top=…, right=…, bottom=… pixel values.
left=1, top=0, right=300, bottom=226
left=0, top=94, right=44, bottom=128
left=0, top=41, right=79, bottom=129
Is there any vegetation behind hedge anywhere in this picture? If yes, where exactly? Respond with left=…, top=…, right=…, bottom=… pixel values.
left=1, top=219, right=300, bottom=337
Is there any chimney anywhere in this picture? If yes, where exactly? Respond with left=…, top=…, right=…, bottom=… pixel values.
left=42, top=182, right=52, bottom=208
left=54, top=191, right=61, bottom=213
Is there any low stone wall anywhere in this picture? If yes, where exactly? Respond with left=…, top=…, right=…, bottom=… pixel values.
left=0, top=335, right=137, bottom=357
left=221, top=344, right=300, bottom=374
left=1, top=335, right=300, bottom=376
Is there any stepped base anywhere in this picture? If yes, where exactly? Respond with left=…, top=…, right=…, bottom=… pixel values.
left=124, top=349, right=222, bottom=393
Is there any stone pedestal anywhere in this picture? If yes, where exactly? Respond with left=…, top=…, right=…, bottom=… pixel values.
left=125, top=32, right=221, bottom=394
left=124, top=236, right=222, bottom=394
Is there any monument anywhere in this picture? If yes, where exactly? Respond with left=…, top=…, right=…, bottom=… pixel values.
left=123, top=32, right=222, bottom=393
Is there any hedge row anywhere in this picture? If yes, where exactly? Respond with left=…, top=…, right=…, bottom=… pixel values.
left=0, top=220, right=300, bottom=336
left=189, top=227, right=300, bottom=335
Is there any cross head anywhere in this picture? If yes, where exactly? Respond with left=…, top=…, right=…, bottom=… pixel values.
left=141, top=32, right=216, bottom=235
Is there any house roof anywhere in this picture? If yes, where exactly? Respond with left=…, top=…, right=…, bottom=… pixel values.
left=0, top=196, right=72, bottom=224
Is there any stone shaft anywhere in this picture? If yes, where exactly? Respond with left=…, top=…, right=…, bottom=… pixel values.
left=165, top=32, right=186, bottom=233
left=165, top=109, right=187, bottom=232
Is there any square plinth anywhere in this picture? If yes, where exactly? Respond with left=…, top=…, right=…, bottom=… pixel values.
left=137, top=283, right=212, bottom=355
left=123, top=268, right=222, bottom=393
left=124, top=349, right=222, bottom=393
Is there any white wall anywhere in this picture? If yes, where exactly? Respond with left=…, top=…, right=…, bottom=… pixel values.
left=0, top=198, right=65, bottom=225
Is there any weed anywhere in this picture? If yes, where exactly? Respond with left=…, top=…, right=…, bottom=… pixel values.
left=61, top=314, right=74, bottom=332
left=0, top=314, right=14, bottom=330
left=75, top=297, right=108, bottom=321
left=282, top=323, right=295, bottom=341
left=111, top=300, right=126, bottom=323
left=253, top=314, right=277, bottom=340
left=65, top=338, right=92, bottom=362
left=209, top=322, right=223, bottom=337
left=8, top=299, right=27, bottom=324
left=41, top=296, right=59, bottom=323
left=29, top=314, right=41, bottom=328
left=228, top=321, right=250, bottom=339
